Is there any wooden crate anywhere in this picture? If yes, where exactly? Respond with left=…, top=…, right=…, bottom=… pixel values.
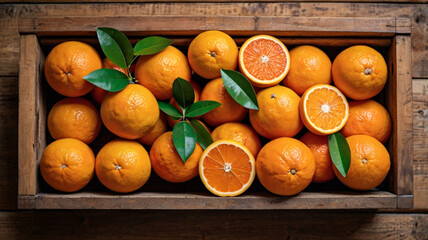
left=17, top=16, right=413, bottom=210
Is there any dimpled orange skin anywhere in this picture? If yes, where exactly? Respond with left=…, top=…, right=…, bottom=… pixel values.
left=40, top=138, right=95, bottom=192
left=134, top=46, right=192, bottom=100
left=300, top=132, right=335, bottom=183
left=341, top=100, right=392, bottom=144
left=249, top=85, right=303, bottom=139
left=91, top=58, right=128, bottom=105
left=150, top=132, right=203, bottom=183
left=188, top=30, right=238, bottom=79
left=101, top=84, right=159, bottom=140
left=137, top=112, right=167, bottom=146
left=256, top=137, right=315, bottom=196
left=283, top=45, right=332, bottom=95
left=45, top=41, right=101, bottom=97
left=211, top=122, right=262, bottom=157
left=332, top=45, right=387, bottom=100
left=334, top=135, right=390, bottom=190
left=47, top=97, right=101, bottom=144
left=95, top=139, right=151, bottom=193
left=200, top=78, right=248, bottom=127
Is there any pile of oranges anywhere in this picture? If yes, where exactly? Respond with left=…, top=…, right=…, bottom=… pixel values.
left=40, top=30, right=392, bottom=197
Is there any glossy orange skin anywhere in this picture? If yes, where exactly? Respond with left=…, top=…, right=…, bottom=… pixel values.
left=40, top=138, right=95, bottom=192
left=283, top=45, right=332, bottom=95
left=188, top=30, right=238, bottom=79
left=341, top=100, right=392, bottom=143
left=91, top=58, right=128, bottom=105
left=137, top=112, right=167, bottom=146
left=332, top=45, right=387, bottom=100
left=211, top=122, right=262, bottom=157
left=334, top=135, right=390, bottom=190
left=48, top=97, right=101, bottom=144
left=256, top=137, right=315, bottom=196
left=249, top=86, right=303, bottom=139
left=200, top=78, right=248, bottom=127
left=101, top=84, right=159, bottom=139
left=300, top=132, right=335, bottom=183
left=95, top=139, right=151, bottom=193
left=135, top=46, right=192, bottom=100
left=150, top=132, right=203, bottom=183
left=45, top=41, right=102, bottom=97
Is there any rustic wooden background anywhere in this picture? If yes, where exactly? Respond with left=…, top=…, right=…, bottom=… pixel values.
left=0, top=1, right=427, bottom=239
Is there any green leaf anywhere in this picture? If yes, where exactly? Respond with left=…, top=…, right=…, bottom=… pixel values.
left=97, top=27, right=134, bottom=69
left=83, top=69, right=129, bottom=92
left=221, top=69, right=259, bottom=110
left=189, top=119, right=213, bottom=150
left=172, top=78, right=194, bottom=110
left=134, top=36, right=173, bottom=55
left=328, top=132, right=351, bottom=178
left=173, top=121, right=197, bottom=162
left=157, top=101, right=183, bottom=120
left=185, top=101, right=221, bottom=118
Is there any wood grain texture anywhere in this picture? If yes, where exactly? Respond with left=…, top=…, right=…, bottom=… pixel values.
left=0, top=210, right=427, bottom=240
left=18, top=35, right=45, bottom=196
left=0, top=77, right=17, bottom=210
left=18, top=191, right=398, bottom=210
left=0, top=3, right=427, bottom=76
left=413, top=79, right=428, bottom=209
left=2, top=0, right=428, bottom=2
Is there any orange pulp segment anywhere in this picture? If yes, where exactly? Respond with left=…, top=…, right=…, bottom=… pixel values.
left=239, top=35, right=290, bottom=88
left=199, top=140, right=256, bottom=197
left=300, top=84, right=349, bottom=135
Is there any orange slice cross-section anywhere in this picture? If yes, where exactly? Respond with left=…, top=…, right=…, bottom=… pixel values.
left=199, top=140, right=256, bottom=197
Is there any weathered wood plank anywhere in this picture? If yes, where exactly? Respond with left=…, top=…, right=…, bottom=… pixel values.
left=0, top=77, right=18, bottom=210
left=0, top=3, right=427, bottom=77
left=413, top=79, right=428, bottom=209
left=1, top=0, right=428, bottom=2
left=18, top=35, right=45, bottom=196
left=18, top=191, right=398, bottom=210
left=18, top=16, right=399, bottom=37
left=0, top=210, right=427, bottom=240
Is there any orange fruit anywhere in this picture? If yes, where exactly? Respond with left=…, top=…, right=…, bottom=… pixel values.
left=101, top=84, right=159, bottom=139
left=95, top=139, right=151, bottom=193
left=300, top=132, right=335, bottom=183
left=135, top=46, right=192, bottom=100
left=91, top=58, right=128, bottom=105
left=238, top=35, right=290, bottom=88
left=150, top=131, right=203, bottom=183
left=332, top=45, right=388, bottom=100
left=137, top=112, right=167, bottom=146
left=283, top=45, right=332, bottom=95
left=167, top=81, right=202, bottom=127
left=44, top=41, right=102, bottom=97
left=249, top=85, right=302, bottom=139
left=299, top=84, right=349, bottom=135
left=200, top=78, right=248, bottom=127
left=40, top=138, right=95, bottom=192
left=199, top=140, right=256, bottom=197
left=256, top=137, right=315, bottom=196
left=47, top=97, right=101, bottom=144
left=341, top=100, right=392, bottom=143
left=334, top=135, right=390, bottom=190
left=211, top=122, right=261, bottom=157
left=188, top=30, right=238, bottom=79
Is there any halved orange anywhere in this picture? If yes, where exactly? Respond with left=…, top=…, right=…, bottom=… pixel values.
left=238, top=35, right=290, bottom=88
left=299, top=84, right=349, bottom=135
left=199, top=140, right=256, bottom=197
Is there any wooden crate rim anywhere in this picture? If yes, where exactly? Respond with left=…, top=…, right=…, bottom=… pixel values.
left=18, top=16, right=412, bottom=36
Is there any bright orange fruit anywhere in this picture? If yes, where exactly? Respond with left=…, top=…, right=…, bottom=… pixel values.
left=299, top=84, right=349, bottom=135
left=199, top=140, right=256, bottom=197
left=239, top=35, right=290, bottom=88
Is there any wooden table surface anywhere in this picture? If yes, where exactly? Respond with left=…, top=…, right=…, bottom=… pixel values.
left=0, top=1, right=427, bottom=239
